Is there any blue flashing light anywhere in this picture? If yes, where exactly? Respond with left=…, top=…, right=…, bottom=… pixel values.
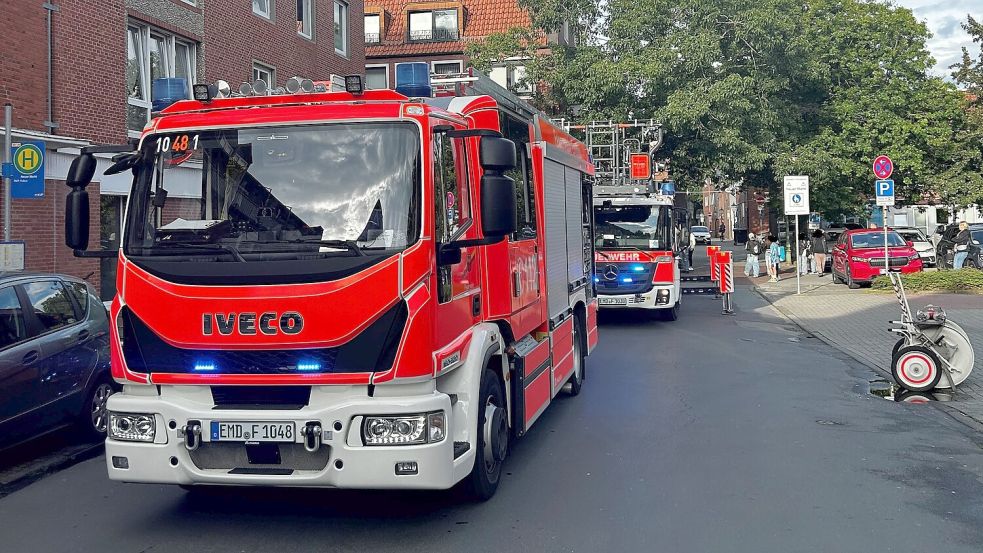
left=394, top=62, right=432, bottom=97
left=296, top=362, right=322, bottom=372
left=622, top=277, right=633, bottom=283
left=632, top=265, right=645, bottom=272
left=193, top=362, right=217, bottom=372
left=594, top=276, right=600, bottom=283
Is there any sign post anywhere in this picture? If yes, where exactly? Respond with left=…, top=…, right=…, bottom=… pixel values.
left=2, top=104, right=10, bottom=241
left=873, top=155, right=895, bottom=277
left=783, top=176, right=810, bottom=295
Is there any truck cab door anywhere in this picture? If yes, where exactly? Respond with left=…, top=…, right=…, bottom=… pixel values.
left=502, top=122, right=540, bottom=322
left=433, top=129, right=480, bottom=347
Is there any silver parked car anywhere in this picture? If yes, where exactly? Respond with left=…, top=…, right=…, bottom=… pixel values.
left=0, top=273, right=113, bottom=449
left=690, top=225, right=712, bottom=244
left=893, top=227, right=937, bottom=267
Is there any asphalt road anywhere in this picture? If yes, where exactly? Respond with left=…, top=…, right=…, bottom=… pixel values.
left=4, top=267, right=983, bottom=551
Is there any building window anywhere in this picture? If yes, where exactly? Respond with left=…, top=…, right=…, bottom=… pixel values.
left=408, top=9, right=459, bottom=42
left=334, top=1, right=348, bottom=55
left=432, top=61, right=463, bottom=75
left=253, top=0, right=272, bottom=19
left=253, top=62, right=275, bottom=88
left=490, top=64, right=532, bottom=95
left=364, top=13, right=380, bottom=44
left=365, top=65, right=388, bottom=89
left=126, top=23, right=196, bottom=136
left=297, top=0, right=313, bottom=38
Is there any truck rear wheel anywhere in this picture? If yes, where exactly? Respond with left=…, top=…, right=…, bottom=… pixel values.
left=565, top=317, right=586, bottom=395
left=467, top=370, right=508, bottom=501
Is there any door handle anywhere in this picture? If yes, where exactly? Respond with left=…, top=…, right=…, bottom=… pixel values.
left=512, top=271, right=521, bottom=297
left=77, top=329, right=90, bottom=342
left=22, top=350, right=39, bottom=365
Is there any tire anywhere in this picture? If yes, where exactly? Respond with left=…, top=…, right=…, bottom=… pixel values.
left=467, top=370, right=508, bottom=501
left=968, top=258, right=980, bottom=270
left=77, top=376, right=116, bottom=441
left=566, top=317, right=585, bottom=395
left=892, top=345, right=943, bottom=392
left=661, top=302, right=680, bottom=321
left=891, top=338, right=906, bottom=360
left=846, top=266, right=860, bottom=289
left=831, top=268, right=843, bottom=284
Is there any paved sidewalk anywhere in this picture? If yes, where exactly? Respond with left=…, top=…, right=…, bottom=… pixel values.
left=752, top=267, right=983, bottom=425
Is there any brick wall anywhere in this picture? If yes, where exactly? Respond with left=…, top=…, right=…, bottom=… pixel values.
left=0, top=1, right=49, bottom=133
left=205, top=0, right=365, bottom=85
left=52, top=0, right=129, bottom=144
left=0, top=179, right=100, bottom=289
left=161, top=196, right=202, bottom=225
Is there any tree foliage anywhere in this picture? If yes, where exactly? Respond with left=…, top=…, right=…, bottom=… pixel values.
left=469, top=0, right=983, bottom=215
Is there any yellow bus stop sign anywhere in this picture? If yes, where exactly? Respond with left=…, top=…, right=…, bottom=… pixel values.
left=10, top=141, right=45, bottom=198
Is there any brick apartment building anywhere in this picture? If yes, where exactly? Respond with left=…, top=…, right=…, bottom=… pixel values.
left=0, top=0, right=365, bottom=299
left=362, top=0, right=574, bottom=97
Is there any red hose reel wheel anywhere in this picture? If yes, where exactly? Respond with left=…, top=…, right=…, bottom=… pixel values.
left=892, top=345, right=942, bottom=392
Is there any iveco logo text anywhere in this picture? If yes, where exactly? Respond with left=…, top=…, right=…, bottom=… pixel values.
left=202, top=312, right=304, bottom=336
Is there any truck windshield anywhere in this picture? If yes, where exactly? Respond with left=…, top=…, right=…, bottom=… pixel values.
left=124, top=122, right=420, bottom=280
left=594, top=205, right=669, bottom=250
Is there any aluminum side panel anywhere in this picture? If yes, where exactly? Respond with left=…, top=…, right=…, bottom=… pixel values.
left=543, top=158, right=570, bottom=319
left=565, top=166, right=586, bottom=283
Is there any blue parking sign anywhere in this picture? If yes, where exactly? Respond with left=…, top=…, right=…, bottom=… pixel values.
left=875, top=179, right=894, bottom=206
left=10, top=141, right=45, bottom=199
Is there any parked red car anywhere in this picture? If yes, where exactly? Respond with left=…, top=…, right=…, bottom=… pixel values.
left=831, top=228, right=923, bottom=288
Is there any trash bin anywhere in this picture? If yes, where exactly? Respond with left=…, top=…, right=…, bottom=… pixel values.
left=733, top=228, right=748, bottom=245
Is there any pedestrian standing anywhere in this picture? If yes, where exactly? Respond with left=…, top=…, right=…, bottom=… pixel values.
left=688, top=230, right=696, bottom=272
left=744, top=233, right=761, bottom=277
left=798, top=232, right=811, bottom=276
left=766, top=235, right=781, bottom=282
left=810, top=229, right=828, bottom=277
left=718, top=222, right=725, bottom=239
left=953, top=221, right=972, bottom=269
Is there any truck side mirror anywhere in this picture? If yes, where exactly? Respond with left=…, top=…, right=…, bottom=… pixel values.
left=65, top=187, right=90, bottom=251
left=66, top=153, right=96, bottom=189
left=478, top=136, right=517, bottom=238
left=65, top=153, right=97, bottom=251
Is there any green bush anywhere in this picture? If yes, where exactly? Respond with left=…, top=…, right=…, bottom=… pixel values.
left=870, top=269, right=983, bottom=293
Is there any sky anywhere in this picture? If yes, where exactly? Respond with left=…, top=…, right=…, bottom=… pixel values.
left=897, top=0, right=981, bottom=78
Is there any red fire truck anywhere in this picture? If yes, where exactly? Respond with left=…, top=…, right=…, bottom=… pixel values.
left=62, top=71, right=597, bottom=499
left=568, top=120, right=683, bottom=320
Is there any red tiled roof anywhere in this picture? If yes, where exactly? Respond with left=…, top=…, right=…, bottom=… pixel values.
left=365, top=0, right=532, bottom=58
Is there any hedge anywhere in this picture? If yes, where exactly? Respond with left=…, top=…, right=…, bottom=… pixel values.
left=870, top=269, right=983, bottom=294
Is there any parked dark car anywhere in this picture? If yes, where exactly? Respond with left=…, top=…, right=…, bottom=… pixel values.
left=0, top=273, right=113, bottom=449
left=936, top=223, right=983, bottom=269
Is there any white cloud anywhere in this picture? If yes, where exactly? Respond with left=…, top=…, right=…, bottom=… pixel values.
left=895, top=0, right=981, bottom=77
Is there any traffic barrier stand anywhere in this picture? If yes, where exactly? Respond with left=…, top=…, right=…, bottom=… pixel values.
left=887, top=273, right=973, bottom=392
left=707, top=245, right=720, bottom=281
left=718, top=251, right=735, bottom=315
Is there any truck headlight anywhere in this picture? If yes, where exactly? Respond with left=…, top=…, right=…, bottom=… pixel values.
left=108, top=412, right=156, bottom=442
left=363, top=411, right=446, bottom=446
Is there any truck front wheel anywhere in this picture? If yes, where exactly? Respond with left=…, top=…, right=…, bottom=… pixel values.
left=467, top=369, right=508, bottom=501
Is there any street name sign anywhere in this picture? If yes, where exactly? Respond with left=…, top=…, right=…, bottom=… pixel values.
left=783, top=176, right=809, bottom=215
left=875, top=179, right=895, bottom=207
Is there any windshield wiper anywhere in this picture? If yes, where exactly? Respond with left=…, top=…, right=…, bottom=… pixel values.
left=150, top=241, right=246, bottom=262
left=269, top=239, right=366, bottom=256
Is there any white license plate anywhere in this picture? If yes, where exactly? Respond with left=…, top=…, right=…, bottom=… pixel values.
left=208, top=421, right=296, bottom=443
left=599, top=297, right=628, bottom=306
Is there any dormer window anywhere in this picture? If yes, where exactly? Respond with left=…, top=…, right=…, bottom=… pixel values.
left=365, top=13, right=381, bottom=43
left=408, top=9, right=459, bottom=42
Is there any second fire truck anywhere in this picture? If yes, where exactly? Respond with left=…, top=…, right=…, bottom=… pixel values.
left=62, top=68, right=597, bottom=500
left=568, top=120, right=683, bottom=320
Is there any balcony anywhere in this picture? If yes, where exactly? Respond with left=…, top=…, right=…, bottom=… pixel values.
left=408, top=27, right=459, bottom=42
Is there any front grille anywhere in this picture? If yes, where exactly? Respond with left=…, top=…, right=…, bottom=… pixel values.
left=868, top=257, right=910, bottom=268
left=211, top=386, right=311, bottom=408
left=189, top=442, right=331, bottom=471
left=595, top=262, right=654, bottom=295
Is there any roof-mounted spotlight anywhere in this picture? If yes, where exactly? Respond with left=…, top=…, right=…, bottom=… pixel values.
left=239, top=82, right=254, bottom=96
left=253, top=79, right=269, bottom=95
left=212, top=80, right=231, bottom=99
left=192, top=83, right=212, bottom=102
left=344, top=75, right=364, bottom=95
left=285, top=77, right=302, bottom=94
left=301, top=78, right=315, bottom=92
